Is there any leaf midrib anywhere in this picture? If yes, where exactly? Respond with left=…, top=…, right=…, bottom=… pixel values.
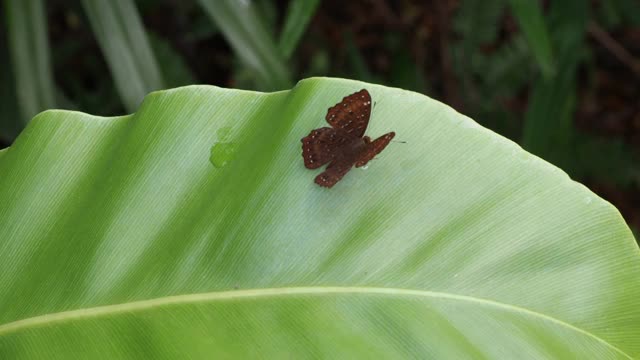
left=0, top=286, right=631, bottom=358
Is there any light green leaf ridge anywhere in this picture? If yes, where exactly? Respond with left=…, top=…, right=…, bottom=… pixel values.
left=0, top=286, right=634, bottom=359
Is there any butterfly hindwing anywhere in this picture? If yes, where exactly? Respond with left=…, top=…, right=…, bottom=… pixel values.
left=314, top=156, right=356, bottom=188
left=301, top=127, right=351, bottom=169
left=325, top=89, right=371, bottom=138
left=355, top=132, right=395, bottom=168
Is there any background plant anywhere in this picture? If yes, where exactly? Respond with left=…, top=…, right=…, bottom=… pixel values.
left=1, top=0, right=639, bottom=237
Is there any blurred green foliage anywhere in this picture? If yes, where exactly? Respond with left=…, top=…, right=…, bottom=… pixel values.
left=1, top=0, right=639, bottom=229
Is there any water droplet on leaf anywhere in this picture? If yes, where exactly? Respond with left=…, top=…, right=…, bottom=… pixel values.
left=210, top=142, right=237, bottom=168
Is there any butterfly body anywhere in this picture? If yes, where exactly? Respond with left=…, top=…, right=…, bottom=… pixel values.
left=301, top=89, right=395, bottom=188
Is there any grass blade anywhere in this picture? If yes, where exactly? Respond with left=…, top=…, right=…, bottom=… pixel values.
left=507, top=0, right=555, bottom=78
left=614, top=0, right=640, bottom=25
left=521, top=0, right=588, bottom=169
left=345, top=33, right=376, bottom=83
left=4, top=0, right=56, bottom=123
left=81, top=0, right=165, bottom=112
left=278, top=0, right=321, bottom=59
left=197, top=0, right=292, bottom=90
left=0, top=29, right=20, bottom=142
left=148, top=33, right=196, bottom=88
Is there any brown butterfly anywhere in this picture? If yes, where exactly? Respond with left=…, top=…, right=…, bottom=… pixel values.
left=301, top=89, right=395, bottom=188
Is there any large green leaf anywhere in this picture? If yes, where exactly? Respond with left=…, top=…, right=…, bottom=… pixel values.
left=0, top=78, right=638, bottom=358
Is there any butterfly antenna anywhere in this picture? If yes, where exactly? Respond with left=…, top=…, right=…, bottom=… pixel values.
left=392, top=140, right=407, bottom=144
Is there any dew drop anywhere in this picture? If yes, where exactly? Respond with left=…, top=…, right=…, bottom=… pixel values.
left=584, top=196, right=593, bottom=204
left=209, top=142, right=237, bottom=168
left=361, top=164, right=369, bottom=170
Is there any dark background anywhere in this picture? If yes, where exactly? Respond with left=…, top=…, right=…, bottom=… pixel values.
left=1, top=0, right=639, bottom=236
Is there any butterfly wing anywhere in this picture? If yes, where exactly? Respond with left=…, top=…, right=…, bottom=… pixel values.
left=301, top=127, right=352, bottom=169
left=325, top=89, right=371, bottom=138
left=314, top=156, right=356, bottom=188
left=303, top=89, right=392, bottom=188
left=355, top=132, right=395, bottom=168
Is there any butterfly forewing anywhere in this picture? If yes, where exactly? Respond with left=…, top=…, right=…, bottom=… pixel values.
left=355, top=132, right=395, bottom=168
left=325, top=89, right=371, bottom=138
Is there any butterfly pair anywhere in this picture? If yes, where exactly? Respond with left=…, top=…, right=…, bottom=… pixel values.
left=301, top=89, right=395, bottom=188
